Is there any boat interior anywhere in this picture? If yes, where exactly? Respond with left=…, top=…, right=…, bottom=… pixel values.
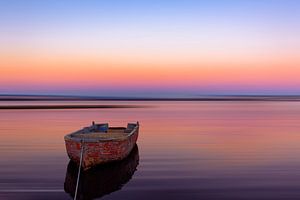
left=70, top=122, right=138, bottom=140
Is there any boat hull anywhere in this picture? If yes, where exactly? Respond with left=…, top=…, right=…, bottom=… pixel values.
left=64, top=128, right=138, bottom=170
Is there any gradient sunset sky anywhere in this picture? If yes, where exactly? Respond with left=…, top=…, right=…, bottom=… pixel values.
left=0, top=0, right=299, bottom=97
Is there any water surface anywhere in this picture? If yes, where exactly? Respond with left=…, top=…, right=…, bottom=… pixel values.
left=1, top=101, right=300, bottom=199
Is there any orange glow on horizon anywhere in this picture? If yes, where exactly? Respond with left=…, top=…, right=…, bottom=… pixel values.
left=1, top=51, right=300, bottom=89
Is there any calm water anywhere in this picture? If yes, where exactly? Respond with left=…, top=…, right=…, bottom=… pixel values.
left=1, top=101, right=300, bottom=199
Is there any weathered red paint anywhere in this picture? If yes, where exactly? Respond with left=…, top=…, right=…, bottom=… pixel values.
left=64, top=124, right=139, bottom=170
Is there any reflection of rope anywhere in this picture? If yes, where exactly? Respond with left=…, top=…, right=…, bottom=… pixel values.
left=74, top=140, right=84, bottom=200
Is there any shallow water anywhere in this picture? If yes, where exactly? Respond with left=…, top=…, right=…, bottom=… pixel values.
left=1, top=101, right=300, bottom=199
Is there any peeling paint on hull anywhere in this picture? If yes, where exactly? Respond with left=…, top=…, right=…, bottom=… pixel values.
left=64, top=124, right=139, bottom=170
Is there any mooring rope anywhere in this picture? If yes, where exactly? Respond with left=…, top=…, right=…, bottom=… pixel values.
left=74, top=140, right=84, bottom=200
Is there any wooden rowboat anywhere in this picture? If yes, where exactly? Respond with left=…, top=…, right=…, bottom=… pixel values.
left=64, top=122, right=139, bottom=170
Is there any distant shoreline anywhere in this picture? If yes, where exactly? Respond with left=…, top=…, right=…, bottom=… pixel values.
left=0, top=95, right=300, bottom=109
left=0, top=105, right=144, bottom=109
left=1, top=95, right=300, bottom=102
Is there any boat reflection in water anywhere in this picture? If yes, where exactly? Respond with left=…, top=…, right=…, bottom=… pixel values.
left=64, top=145, right=139, bottom=200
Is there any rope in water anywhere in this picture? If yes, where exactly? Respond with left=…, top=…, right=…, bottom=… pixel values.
left=74, top=140, right=84, bottom=200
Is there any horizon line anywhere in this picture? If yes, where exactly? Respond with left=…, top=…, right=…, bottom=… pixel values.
left=1, top=94, right=300, bottom=102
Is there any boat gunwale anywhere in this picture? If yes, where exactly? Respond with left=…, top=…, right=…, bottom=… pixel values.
left=64, top=123, right=139, bottom=142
